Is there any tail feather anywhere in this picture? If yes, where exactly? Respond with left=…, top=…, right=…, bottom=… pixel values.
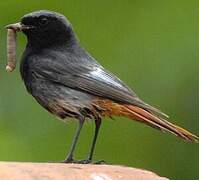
left=134, top=98, right=169, bottom=119
left=124, top=105, right=199, bottom=142
left=93, top=99, right=199, bottom=142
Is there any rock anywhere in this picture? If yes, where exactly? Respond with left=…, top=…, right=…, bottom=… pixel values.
left=0, top=161, right=169, bottom=180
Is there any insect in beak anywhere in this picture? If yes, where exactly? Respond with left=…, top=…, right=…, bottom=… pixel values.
left=5, top=23, right=35, bottom=72
left=5, top=22, right=34, bottom=32
left=6, top=29, right=17, bottom=72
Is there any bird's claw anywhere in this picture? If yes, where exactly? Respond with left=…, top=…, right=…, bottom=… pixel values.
left=61, top=158, right=91, bottom=164
left=75, top=159, right=92, bottom=164
left=61, top=157, right=75, bottom=163
left=93, top=160, right=106, bottom=164
left=61, top=158, right=106, bottom=164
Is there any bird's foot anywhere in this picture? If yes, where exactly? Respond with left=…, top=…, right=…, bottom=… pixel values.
left=70, top=159, right=106, bottom=164
left=61, top=158, right=92, bottom=164
left=75, top=159, right=92, bottom=164
left=61, top=158, right=106, bottom=164
left=73, top=159, right=106, bottom=164
left=61, top=157, right=75, bottom=163
left=93, top=160, right=106, bottom=164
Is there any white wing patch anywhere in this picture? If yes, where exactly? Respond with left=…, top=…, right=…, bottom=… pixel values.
left=90, top=67, right=123, bottom=88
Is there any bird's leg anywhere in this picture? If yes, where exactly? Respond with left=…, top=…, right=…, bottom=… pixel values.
left=62, top=117, right=85, bottom=163
left=76, top=117, right=105, bottom=164
left=70, top=117, right=103, bottom=164
left=63, top=117, right=104, bottom=164
left=88, top=117, right=101, bottom=162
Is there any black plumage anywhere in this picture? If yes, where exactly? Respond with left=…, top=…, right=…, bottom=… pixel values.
left=6, top=10, right=198, bottom=164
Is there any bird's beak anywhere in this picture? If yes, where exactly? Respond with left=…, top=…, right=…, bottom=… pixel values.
left=5, top=22, right=34, bottom=32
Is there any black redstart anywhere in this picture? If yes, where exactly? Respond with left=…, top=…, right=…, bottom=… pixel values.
left=6, top=10, right=198, bottom=164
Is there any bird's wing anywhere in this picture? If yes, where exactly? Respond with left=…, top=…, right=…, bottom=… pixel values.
left=31, top=56, right=167, bottom=118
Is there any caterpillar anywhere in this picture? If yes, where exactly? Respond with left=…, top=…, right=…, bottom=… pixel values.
left=6, top=29, right=17, bottom=72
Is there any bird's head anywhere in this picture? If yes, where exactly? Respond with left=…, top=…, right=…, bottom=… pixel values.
left=6, top=10, right=77, bottom=48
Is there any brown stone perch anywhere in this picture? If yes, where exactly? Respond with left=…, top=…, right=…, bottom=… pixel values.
left=0, top=162, right=169, bottom=180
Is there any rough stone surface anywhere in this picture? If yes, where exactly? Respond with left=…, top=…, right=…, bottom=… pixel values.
left=0, top=162, right=169, bottom=180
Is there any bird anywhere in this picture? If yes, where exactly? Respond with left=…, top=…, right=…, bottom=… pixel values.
left=6, top=10, right=198, bottom=164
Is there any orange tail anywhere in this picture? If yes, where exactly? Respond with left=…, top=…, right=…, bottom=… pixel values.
left=123, top=105, right=198, bottom=142
left=95, top=100, right=199, bottom=142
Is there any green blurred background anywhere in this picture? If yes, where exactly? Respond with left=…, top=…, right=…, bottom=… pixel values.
left=0, top=0, right=199, bottom=179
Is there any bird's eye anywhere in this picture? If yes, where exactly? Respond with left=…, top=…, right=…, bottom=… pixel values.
left=39, top=18, right=49, bottom=26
